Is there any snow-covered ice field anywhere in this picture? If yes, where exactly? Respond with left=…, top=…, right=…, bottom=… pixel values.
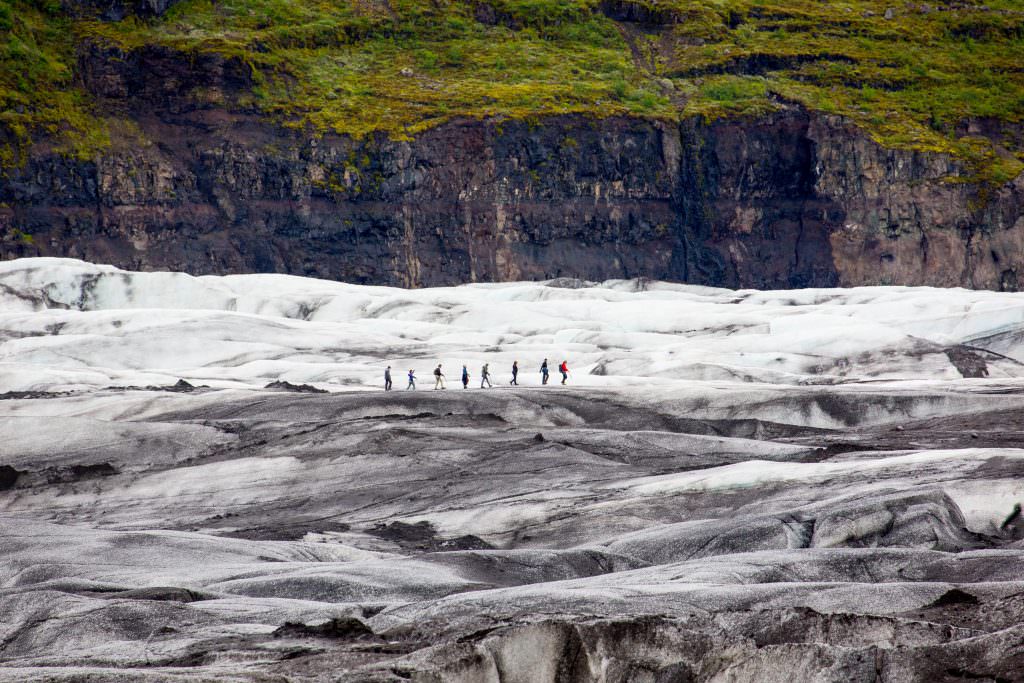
left=5, top=257, right=1024, bottom=394
left=3, top=258, right=1024, bottom=681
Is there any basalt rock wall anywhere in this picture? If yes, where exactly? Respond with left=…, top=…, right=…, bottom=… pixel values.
left=1, top=44, right=1021, bottom=288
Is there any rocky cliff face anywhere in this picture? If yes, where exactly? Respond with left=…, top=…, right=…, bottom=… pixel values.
left=60, top=0, right=180, bottom=21
left=1, top=42, right=1021, bottom=289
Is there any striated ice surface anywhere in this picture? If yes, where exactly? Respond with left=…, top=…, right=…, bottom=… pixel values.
left=3, top=258, right=1024, bottom=681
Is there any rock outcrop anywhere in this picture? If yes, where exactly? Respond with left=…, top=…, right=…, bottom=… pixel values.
left=60, top=0, right=181, bottom=21
left=0, top=41, right=1021, bottom=289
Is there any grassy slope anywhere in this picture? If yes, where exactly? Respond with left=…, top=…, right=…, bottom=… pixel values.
left=2, top=0, right=1023, bottom=183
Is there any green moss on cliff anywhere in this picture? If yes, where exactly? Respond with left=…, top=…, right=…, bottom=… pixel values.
left=3, top=0, right=1024, bottom=186
left=78, top=0, right=677, bottom=139
left=658, top=0, right=1024, bottom=181
left=0, top=0, right=108, bottom=166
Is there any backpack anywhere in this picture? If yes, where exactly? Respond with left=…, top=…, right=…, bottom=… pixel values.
left=434, top=367, right=441, bottom=377
left=559, top=362, right=567, bottom=373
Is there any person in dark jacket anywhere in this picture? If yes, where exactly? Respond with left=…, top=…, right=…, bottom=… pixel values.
left=540, top=359, right=549, bottom=385
left=462, top=364, right=470, bottom=389
left=434, top=364, right=446, bottom=390
left=481, top=363, right=492, bottom=388
left=510, top=360, right=518, bottom=385
left=559, top=360, right=569, bottom=385
left=384, top=366, right=392, bottom=391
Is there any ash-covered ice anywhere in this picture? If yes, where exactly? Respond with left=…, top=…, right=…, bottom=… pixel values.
left=2, top=259, right=1024, bottom=681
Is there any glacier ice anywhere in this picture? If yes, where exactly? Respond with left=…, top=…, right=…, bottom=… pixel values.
left=3, top=258, right=1024, bottom=680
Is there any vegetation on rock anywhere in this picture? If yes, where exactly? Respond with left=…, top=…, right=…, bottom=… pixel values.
left=3, top=0, right=1023, bottom=183
left=0, top=0, right=110, bottom=165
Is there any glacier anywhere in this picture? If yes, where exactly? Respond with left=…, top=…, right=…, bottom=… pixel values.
left=2, top=258, right=1024, bottom=681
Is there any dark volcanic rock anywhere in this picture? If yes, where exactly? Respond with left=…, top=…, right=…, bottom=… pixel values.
left=368, top=521, right=494, bottom=552
left=110, top=586, right=212, bottom=603
left=600, top=0, right=688, bottom=24
left=103, top=378, right=200, bottom=392
left=44, top=462, right=118, bottom=485
left=2, top=57, right=1021, bottom=291
left=273, top=617, right=375, bottom=640
left=0, top=465, right=22, bottom=491
left=265, top=380, right=328, bottom=393
left=62, top=0, right=182, bottom=20
left=945, top=345, right=991, bottom=378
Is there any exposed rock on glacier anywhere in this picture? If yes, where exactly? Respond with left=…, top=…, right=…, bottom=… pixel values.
left=2, top=259, right=1024, bottom=680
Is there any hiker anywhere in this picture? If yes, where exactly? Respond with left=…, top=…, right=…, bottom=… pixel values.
left=510, top=360, right=518, bottom=386
left=559, top=360, right=569, bottom=385
left=434, top=364, right=446, bottom=390
left=462, top=364, right=470, bottom=389
left=384, top=366, right=392, bottom=391
left=481, top=362, right=492, bottom=388
left=406, top=369, right=416, bottom=390
left=540, top=358, right=549, bottom=385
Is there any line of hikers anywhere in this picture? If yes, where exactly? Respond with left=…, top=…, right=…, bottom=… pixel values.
left=383, top=359, right=569, bottom=391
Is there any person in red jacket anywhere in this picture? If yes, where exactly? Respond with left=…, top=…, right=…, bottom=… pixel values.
left=559, top=360, right=569, bottom=385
